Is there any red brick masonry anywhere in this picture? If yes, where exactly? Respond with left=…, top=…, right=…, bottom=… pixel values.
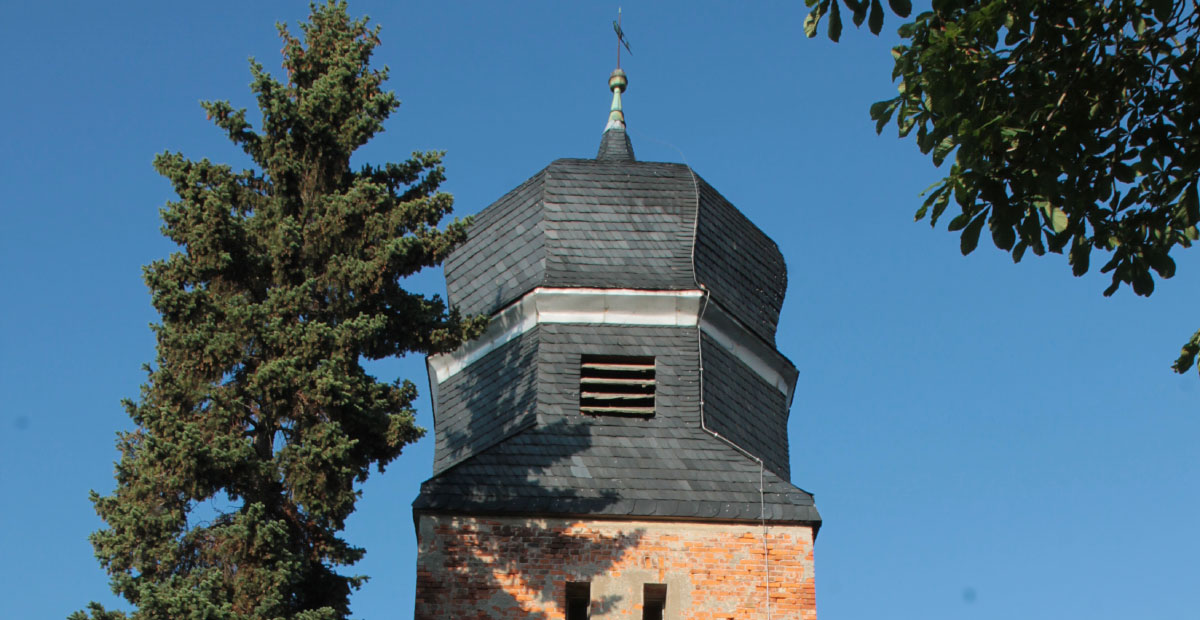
left=415, top=515, right=816, bottom=620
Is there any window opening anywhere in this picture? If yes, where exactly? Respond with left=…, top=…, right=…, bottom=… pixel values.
left=643, top=583, right=667, bottom=620
left=566, top=581, right=591, bottom=620
left=580, top=355, right=655, bottom=416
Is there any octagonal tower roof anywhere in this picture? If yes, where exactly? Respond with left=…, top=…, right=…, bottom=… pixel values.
left=444, top=140, right=788, bottom=345
left=417, top=67, right=817, bottom=530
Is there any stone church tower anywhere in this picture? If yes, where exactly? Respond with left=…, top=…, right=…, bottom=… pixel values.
left=413, top=68, right=820, bottom=620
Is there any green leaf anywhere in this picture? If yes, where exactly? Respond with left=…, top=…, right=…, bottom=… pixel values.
left=929, top=187, right=951, bottom=226
left=897, top=110, right=916, bottom=137
left=1046, top=229, right=1070, bottom=254
left=828, top=0, right=843, bottom=42
left=990, top=220, right=1015, bottom=250
left=870, top=99, right=898, bottom=134
left=932, top=136, right=955, bottom=166
left=947, top=212, right=971, bottom=231
left=917, top=184, right=949, bottom=223
left=868, top=0, right=885, bottom=34
left=1113, top=162, right=1135, bottom=183
left=1049, top=207, right=1069, bottom=233
left=1185, top=180, right=1199, bottom=225
left=1152, top=0, right=1173, bottom=23
left=1171, top=328, right=1200, bottom=375
left=850, top=2, right=868, bottom=27
left=803, top=2, right=827, bottom=38
left=888, top=0, right=912, bottom=18
left=960, top=212, right=987, bottom=255
left=1132, top=269, right=1155, bottom=296
left=915, top=185, right=940, bottom=221
left=1012, top=240, right=1028, bottom=263
left=1069, top=234, right=1091, bottom=275
left=1147, top=250, right=1176, bottom=279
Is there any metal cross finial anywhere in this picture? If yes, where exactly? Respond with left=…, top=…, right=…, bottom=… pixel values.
left=613, top=7, right=632, bottom=68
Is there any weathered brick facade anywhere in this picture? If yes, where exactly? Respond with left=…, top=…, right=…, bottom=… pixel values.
left=414, top=514, right=816, bottom=620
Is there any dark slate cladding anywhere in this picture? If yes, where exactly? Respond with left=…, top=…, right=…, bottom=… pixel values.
left=541, top=159, right=697, bottom=290
left=534, top=324, right=700, bottom=426
left=693, top=176, right=787, bottom=344
left=413, top=421, right=820, bottom=526
left=419, top=131, right=819, bottom=527
left=596, top=129, right=635, bottom=161
left=444, top=170, right=546, bottom=318
left=418, top=323, right=820, bottom=526
left=442, top=158, right=698, bottom=317
left=442, top=151, right=787, bottom=343
left=431, top=328, right=540, bottom=475
left=700, top=333, right=790, bottom=479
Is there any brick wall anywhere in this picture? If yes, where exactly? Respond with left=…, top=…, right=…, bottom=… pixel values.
left=414, top=514, right=816, bottom=620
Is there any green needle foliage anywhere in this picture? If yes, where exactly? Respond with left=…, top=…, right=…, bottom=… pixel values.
left=74, top=3, right=485, bottom=619
left=805, top=0, right=1200, bottom=375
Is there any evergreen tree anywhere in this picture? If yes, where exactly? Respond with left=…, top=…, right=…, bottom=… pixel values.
left=74, top=3, right=483, bottom=618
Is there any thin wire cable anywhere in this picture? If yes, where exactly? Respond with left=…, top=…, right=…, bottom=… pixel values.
left=646, top=134, right=774, bottom=620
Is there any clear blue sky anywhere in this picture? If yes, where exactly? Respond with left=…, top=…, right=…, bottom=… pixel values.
left=2, top=1, right=1196, bottom=618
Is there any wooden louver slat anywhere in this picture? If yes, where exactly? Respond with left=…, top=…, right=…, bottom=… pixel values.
left=581, top=362, right=653, bottom=372
left=580, top=376, right=654, bottom=386
left=580, top=355, right=655, bottom=416
left=581, top=406, right=655, bottom=415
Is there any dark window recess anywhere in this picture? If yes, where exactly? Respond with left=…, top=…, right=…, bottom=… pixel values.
left=566, top=581, right=591, bottom=620
left=580, top=355, right=655, bottom=416
left=643, top=583, right=667, bottom=620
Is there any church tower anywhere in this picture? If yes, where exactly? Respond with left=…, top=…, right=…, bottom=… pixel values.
left=413, top=66, right=820, bottom=620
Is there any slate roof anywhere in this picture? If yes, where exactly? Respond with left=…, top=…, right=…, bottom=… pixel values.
left=596, top=127, right=635, bottom=161
left=700, top=332, right=791, bottom=479
left=430, top=327, right=538, bottom=475
left=443, top=130, right=788, bottom=344
left=413, top=419, right=819, bottom=526
left=417, top=129, right=818, bottom=528
left=418, top=322, right=816, bottom=527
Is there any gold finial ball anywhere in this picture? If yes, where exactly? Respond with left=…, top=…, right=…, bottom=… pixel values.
left=609, top=68, right=628, bottom=93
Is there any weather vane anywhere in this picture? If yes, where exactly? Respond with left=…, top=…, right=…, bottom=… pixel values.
left=613, top=7, right=632, bottom=69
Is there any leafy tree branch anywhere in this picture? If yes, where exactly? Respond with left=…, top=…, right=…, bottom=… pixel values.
left=807, top=0, right=1200, bottom=375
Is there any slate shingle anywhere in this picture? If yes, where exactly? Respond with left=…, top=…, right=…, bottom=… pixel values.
left=431, top=328, right=539, bottom=474
left=420, top=132, right=817, bottom=528
left=442, top=153, right=788, bottom=344
left=414, top=422, right=818, bottom=526
left=596, top=129, right=635, bottom=160
left=701, top=332, right=791, bottom=479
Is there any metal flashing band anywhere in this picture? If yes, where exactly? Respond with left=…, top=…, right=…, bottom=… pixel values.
left=427, top=287, right=796, bottom=401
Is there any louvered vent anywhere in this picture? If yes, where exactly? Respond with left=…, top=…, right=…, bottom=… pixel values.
left=580, top=355, right=655, bottom=416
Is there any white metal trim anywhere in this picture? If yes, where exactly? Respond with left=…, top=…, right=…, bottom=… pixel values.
left=426, top=287, right=794, bottom=401
left=698, top=307, right=794, bottom=398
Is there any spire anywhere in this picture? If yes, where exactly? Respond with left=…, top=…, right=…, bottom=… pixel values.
left=597, top=68, right=635, bottom=161
left=605, top=68, right=627, bottom=131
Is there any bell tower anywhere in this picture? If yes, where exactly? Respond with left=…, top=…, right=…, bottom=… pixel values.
left=413, top=66, right=819, bottom=620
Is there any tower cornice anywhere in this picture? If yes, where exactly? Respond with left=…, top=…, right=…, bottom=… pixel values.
left=426, top=286, right=798, bottom=419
